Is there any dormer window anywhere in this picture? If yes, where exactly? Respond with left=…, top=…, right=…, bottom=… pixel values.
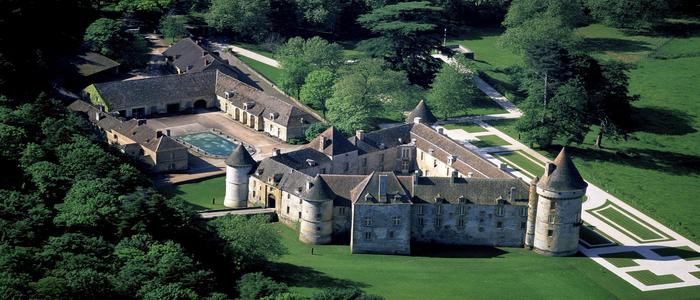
left=365, top=194, right=374, bottom=202
left=447, top=155, right=457, bottom=165
left=224, top=91, right=234, bottom=98
left=269, top=112, right=278, bottom=120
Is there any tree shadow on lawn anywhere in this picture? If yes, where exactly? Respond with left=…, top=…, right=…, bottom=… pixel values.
left=411, top=243, right=508, bottom=258
left=631, top=106, right=696, bottom=136
left=542, top=145, right=700, bottom=176
left=580, top=38, right=653, bottom=54
left=264, top=262, right=370, bottom=290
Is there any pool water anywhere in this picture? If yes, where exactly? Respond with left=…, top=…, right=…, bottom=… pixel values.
left=176, top=132, right=238, bottom=157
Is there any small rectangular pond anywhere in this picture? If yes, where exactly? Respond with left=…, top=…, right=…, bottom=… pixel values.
left=176, top=132, right=238, bottom=157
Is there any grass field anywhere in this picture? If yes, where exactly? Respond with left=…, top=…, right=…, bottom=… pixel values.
left=463, top=21, right=700, bottom=244
left=599, top=252, right=645, bottom=268
left=591, top=202, right=670, bottom=242
left=471, top=134, right=510, bottom=148
left=494, top=151, right=544, bottom=177
left=628, top=270, right=683, bottom=286
left=442, top=122, right=487, bottom=133
left=159, top=176, right=227, bottom=210
left=236, top=55, right=283, bottom=86
left=651, top=246, right=700, bottom=260
left=267, top=223, right=700, bottom=299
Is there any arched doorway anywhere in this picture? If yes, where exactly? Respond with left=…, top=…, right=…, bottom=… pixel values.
left=267, top=194, right=276, bottom=208
left=193, top=99, right=207, bottom=109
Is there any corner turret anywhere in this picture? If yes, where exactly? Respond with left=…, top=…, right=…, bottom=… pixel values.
left=406, top=100, right=437, bottom=124
left=224, top=144, right=256, bottom=208
left=532, top=147, right=587, bottom=256
left=299, top=175, right=335, bottom=244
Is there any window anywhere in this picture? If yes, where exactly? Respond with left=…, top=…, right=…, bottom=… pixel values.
left=343, top=162, right=349, bottom=172
left=521, top=207, right=528, bottom=217
left=286, top=206, right=290, bottom=214
left=339, top=207, right=345, bottom=214
left=401, top=148, right=410, bottom=158
left=420, top=151, right=424, bottom=161
left=550, top=201, right=556, bottom=210
left=170, top=152, right=175, bottom=159
left=298, top=212, right=302, bottom=219
left=521, top=221, right=526, bottom=229
left=435, top=218, right=442, bottom=227
left=496, top=206, right=504, bottom=217
left=299, top=198, right=302, bottom=204
left=497, top=221, right=503, bottom=229
left=393, top=216, right=401, bottom=226
left=365, top=232, right=372, bottom=240
left=458, top=218, right=465, bottom=228
left=459, top=205, right=466, bottom=215
left=547, top=230, right=553, bottom=237
left=252, top=191, right=256, bottom=198
left=364, top=217, right=373, bottom=226
left=458, top=196, right=466, bottom=204
left=320, top=168, right=326, bottom=174
left=316, top=213, right=321, bottom=218
left=287, top=193, right=290, bottom=199
left=436, top=205, right=442, bottom=216
left=433, top=159, right=437, bottom=168
left=417, top=205, right=424, bottom=215
left=362, top=158, right=367, bottom=167
left=388, top=231, right=395, bottom=239
left=417, top=218, right=424, bottom=226
left=548, top=214, right=554, bottom=223
left=401, top=160, right=409, bottom=171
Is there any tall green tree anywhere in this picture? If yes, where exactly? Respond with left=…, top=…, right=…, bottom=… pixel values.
left=300, top=69, right=336, bottom=116
left=501, top=0, right=584, bottom=52
left=357, top=1, right=443, bottom=87
left=277, top=37, right=343, bottom=98
left=160, top=15, right=189, bottom=41
left=206, top=0, right=272, bottom=41
left=426, top=59, right=479, bottom=119
left=296, top=0, right=343, bottom=31
left=84, top=18, right=149, bottom=67
left=589, top=61, right=639, bottom=148
left=585, top=0, right=669, bottom=31
left=211, top=215, right=286, bottom=272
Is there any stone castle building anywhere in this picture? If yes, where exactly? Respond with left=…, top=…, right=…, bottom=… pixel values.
left=224, top=102, right=588, bottom=256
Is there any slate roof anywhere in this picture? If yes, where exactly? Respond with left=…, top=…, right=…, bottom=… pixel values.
left=63, top=51, right=120, bottom=77
left=319, top=174, right=368, bottom=206
left=226, top=144, right=256, bottom=167
left=162, top=38, right=230, bottom=74
left=302, top=175, right=336, bottom=202
left=410, top=123, right=512, bottom=179
left=351, top=172, right=412, bottom=204
left=308, top=127, right=358, bottom=157
left=412, top=177, right=529, bottom=205
left=267, top=148, right=331, bottom=176
left=349, top=123, right=413, bottom=155
left=92, top=71, right=216, bottom=110
left=406, top=100, right=437, bottom=124
left=537, top=147, right=587, bottom=191
left=67, top=100, right=185, bottom=153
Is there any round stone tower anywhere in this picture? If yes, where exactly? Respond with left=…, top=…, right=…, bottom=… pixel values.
left=299, top=175, right=335, bottom=244
left=224, top=144, right=256, bottom=208
left=533, top=147, right=587, bottom=256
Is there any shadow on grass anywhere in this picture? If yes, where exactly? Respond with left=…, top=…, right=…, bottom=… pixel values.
left=542, top=145, right=700, bottom=176
left=411, top=243, right=508, bottom=258
left=631, top=106, right=696, bottom=135
left=580, top=38, right=653, bottom=53
left=265, top=262, right=370, bottom=290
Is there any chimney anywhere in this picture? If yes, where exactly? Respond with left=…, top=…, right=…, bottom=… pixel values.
left=449, top=170, right=458, bottom=184
left=273, top=148, right=281, bottom=156
left=306, top=181, right=313, bottom=190
left=499, top=163, right=508, bottom=171
left=356, top=130, right=365, bottom=141
left=413, top=117, right=422, bottom=124
left=437, top=127, right=444, bottom=134
left=166, top=129, right=171, bottom=136
left=95, top=111, right=102, bottom=121
left=319, top=135, right=326, bottom=151
left=545, top=162, right=556, bottom=176
left=156, top=130, right=163, bottom=138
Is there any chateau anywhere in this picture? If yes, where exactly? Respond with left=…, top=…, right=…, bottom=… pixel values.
left=224, top=102, right=588, bottom=256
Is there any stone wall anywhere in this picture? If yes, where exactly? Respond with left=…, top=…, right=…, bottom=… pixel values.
left=533, top=188, right=583, bottom=256
left=351, top=203, right=412, bottom=255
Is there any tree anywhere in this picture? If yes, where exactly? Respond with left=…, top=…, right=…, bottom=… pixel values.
left=589, top=61, right=639, bottom=148
left=84, top=18, right=149, bottom=67
left=500, top=0, right=584, bottom=52
left=237, top=272, right=288, bottom=300
left=300, top=69, right=336, bottom=116
left=357, top=1, right=443, bottom=86
left=277, top=37, right=343, bottom=98
left=53, top=178, right=121, bottom=230
left=296, top=0, right=343, bottom=31
left=326, top=59, right=420, bottom=134
left=305, top=123, right=331, bottom=141
left=160, top=15, right=189, bottom=41
left=117, top=0, right=174, bottom=16
left=206, top=0, right=272, bottom=41
left=585, top=0, right=669, bottom=31
left=210, top=215, right=285, bottom=272
left=426, top=59, right=479, bottom=119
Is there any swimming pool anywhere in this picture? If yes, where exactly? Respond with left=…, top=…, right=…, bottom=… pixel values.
left=176, top=132, right=238, bottom=157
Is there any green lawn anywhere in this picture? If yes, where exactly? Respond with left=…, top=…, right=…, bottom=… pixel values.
left=159, top=176, right=227, bottom=210
left=453, top=95, right=508, bottom=117
left=591, top=202, right=670, bottom=242
left=599, top=252, right=645, bottom=268
left=580, top=225, right=618, bottom=247
left=267, top=223, right=700, bottom=299
left=467, top=21, right=700, bottom=244
left=470, top=134, right=510, bottom=148
left=494, top=151, right=544, bottom=178
left=236, top=54, right=283, bottom=86
left=442, top=122, right=487, bottom=133
left=651, top=246, right=700, bottom=260
left=627, top=270, right=683, bottom=286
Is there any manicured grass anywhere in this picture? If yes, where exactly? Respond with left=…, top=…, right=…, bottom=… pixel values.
left=453, top=95, right=508, bottom=117
left=599, top=252, right=645, bottom=268
left=494, top=151, right=544, bottom=178
left=236, top=54, right=283, bottom=86
left=442, top=122, right=487, bottom=133
left=268, top=223, right=700, bottom=299
left=592, top=202, right=669, bottom=242
left=159, top=176, right=227, bottom=210
left=651, top=246, right=700, bottom=261
left=575, top=24, right=669, bottom=63
left=692, top=271, right=700, bottom=280
left=580, top=225, right=617, bottom=247
left=627, top=270, right=683, bottom=286
left=470, top=134, right=510, bottom=148
left=487, top=118, right=519, bottom=139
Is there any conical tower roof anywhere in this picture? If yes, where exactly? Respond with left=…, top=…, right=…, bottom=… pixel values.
left=406, top=100, right=437, bottom=124
left=538, top=147, right=587, bottom=191
left=303, top=175, right=336, bottom=202
left=225, top=144, right=256, bottom=167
